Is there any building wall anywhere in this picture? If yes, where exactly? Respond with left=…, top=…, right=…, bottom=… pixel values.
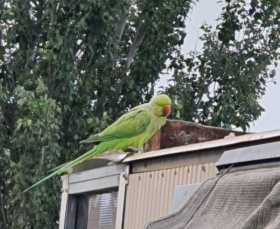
left=123, top=150, right=221, bottom=229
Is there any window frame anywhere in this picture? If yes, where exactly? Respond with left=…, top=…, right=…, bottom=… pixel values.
left=59, top=164, right=129, bottom=229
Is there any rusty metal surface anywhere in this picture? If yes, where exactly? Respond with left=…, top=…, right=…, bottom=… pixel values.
left=123, top=163, right=217, bottom=229
left=144, top=131, right=161, bottom=152
left=160, top=120, right=244, bottom=148
left=143, top=120, right=245, bottom=152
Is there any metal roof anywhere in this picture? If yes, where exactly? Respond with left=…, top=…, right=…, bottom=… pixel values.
left=124, top=129, right=280, bottom=163
left=216, top=141, right=280, bottom=169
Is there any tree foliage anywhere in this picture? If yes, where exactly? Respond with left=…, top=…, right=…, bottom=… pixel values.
left=1, top=0, right=280, bottom=228
left=0, top=0, right=191, bottom=228
left=167, top=0, right=280, bottom=130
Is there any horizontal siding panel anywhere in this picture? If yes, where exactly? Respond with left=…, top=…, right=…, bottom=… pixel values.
left=69, top=175, right=120, bottom=194
left=69, top=164, right=124, bottom=183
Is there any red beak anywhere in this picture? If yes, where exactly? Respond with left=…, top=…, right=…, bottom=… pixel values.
left=162, top=105, right=171, bottom=117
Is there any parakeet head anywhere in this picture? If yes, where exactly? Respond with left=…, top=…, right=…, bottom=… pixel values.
left=150, top=94, right=172, bottom=117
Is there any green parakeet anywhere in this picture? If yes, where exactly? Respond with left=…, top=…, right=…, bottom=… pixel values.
left=24, top=94, right=171, bottom=192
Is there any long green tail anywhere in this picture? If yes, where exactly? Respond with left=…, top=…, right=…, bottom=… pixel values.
left=23, top=145, right=103, bottom=192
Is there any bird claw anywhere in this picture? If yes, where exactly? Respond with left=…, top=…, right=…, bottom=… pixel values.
left=126, top=147, right=144, bottom=154
left=106, top=150, right=134, bottom=165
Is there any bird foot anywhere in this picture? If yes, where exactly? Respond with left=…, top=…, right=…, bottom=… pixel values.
left=126, top=147, right=144, bottom=154
left=106, top=150, right=133, bottom=165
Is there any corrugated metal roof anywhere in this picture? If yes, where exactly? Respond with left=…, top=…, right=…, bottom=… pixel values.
left=124, top=130, right=280, bottom=163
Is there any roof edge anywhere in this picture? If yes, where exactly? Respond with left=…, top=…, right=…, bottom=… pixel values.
left=123, top=129, right=280, bottom=163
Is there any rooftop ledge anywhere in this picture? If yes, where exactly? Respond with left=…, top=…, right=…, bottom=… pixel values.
left=123, top=120, right=280, bottom=162
left=74, top=120, right=280, bottom=172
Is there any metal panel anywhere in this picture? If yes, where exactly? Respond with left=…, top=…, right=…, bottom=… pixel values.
left=123, top=163, right=217, bottom=229
left=216, top=141, right=280, bottom=169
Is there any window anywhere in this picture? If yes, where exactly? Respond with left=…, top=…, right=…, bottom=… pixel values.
left=60, top=164, right=127, bottom=229
left=87, top=191, right=118, bottom=229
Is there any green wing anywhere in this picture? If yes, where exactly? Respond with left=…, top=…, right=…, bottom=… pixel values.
left=81, top=107, right=151, bottom=144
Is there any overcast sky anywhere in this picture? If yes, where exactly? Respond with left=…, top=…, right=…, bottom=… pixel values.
left=181, top=1, right=280, bottom=132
